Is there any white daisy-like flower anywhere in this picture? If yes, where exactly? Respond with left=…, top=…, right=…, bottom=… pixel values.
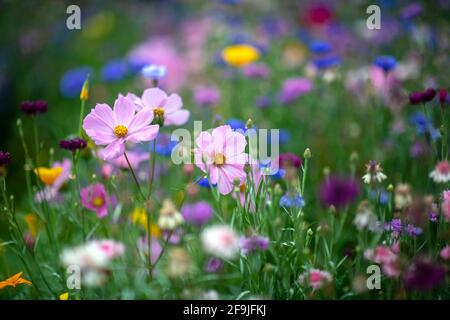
left=158, top=199, right=184, bottom=230
left=362, top=160, right=387, bottom=184
left=353, top=202, right=377, bottom=231
left=201, top=225, right=240, bottom=260
left=429, top=161, right=450, bottom=183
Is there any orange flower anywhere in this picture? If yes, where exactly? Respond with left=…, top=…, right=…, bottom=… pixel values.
left=0, top=272, right=32, bottom=289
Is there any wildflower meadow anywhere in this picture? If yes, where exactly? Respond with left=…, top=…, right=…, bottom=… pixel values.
left=0, top=0, right=449, bottom=302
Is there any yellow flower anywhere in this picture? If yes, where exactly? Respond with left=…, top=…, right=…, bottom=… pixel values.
left=221, top=44, right=260, bottom=68
left=34, top=166, right=63, bottom=185
left=130, top=208, right=161, bottom=238
left=25, top=214, right=38, bottom=237
left=59, top=292, right=69, bottom=300
left=0, top=272, right=32, bottom=290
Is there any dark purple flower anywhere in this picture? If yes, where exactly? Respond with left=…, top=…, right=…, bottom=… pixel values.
left=404, top=258, right=446, bottom=292
left=240, top=235, right=270, bottom=255
left=20, top=100, right=48, bottom=115
left=278, top=152, right=302, bottom=169
left=59, top=137, right=87, bottom=152
left=205, top=257, right=223, bottom=273
left=319, top=176, right=360, bottom=209
left=0, top=151, right=11, bottom=166
left=387, top=218, right=402, bottom=235
left=422, top=88, right=436, bottom=102
left=439, top=89, right=447, bottom=104
left=409, top=92, right=424, bottom=105
left=181, top=201, right=213, bottom=225
left=429, top=211, right=438, bottom=222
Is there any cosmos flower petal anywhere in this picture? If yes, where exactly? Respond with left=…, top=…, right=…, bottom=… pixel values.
left=128, top=108, right=154, bottom=133
left=102, top=140, right=125, bottom=160
left=141, top=87, right=168, bottom=109
left=165, top=109, right=190, bottom=126
left=126, top=125, right=159, bottom=143
left=164, top=93, right=183, bottom=113
left=113, top=95, right=136, bottom=127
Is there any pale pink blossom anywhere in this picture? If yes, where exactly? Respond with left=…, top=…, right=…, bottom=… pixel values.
left=194, top=125, right=248, bottom=195
left=299, top=269, right=333, bottom=290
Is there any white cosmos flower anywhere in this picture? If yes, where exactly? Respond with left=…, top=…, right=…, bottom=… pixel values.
left=429, top=161, right=450, bottom=183
left=201, top=225, right=240, bottom=260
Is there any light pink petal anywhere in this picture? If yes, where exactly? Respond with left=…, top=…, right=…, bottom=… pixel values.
left=164, top=109, right=190, bottom=126
left=141, top=88, right=168, bottom=109
left=163, top=93, right=183, bottom=113
left=224, top=131, right=247, bottom=157
left=209, top=166, right=220, bottom=185
left=212, top=125, right=231, bottom=154
left=128, top=108, right=154, bottom=133
left=216, top=168, right=234, bottom=195
left=195, top=131, right=213, bottom=150
left=126, top=125, right=159, bottom=143
left=125, top=93, right=145, bottom=111
left=113, top=96, right=136, bottom=127
left=102, top=140, right=125, bottom=160
left=224, top=153, right=248, bottom=166
left=194, top=149, right=207, bottom=172
left=90, top=104, right=115, bottom=129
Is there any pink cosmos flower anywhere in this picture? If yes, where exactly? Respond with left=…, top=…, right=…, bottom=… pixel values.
left=364, top=245, right=401, bottom=278
left=133, top=88, right=189, bottom=127
left=194, top=125, right=248, bottom=195
left=83, top=95, right=159, bottom=160
left=102, top=149, right=150, bottom=170
left=80, top=183, right=110, bottom=218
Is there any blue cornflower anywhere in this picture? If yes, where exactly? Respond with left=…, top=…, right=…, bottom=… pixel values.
left=101, top=59, right=128, bottom=82
left=141, top=64, right=167, bottom=80
left=60, top=67, right=92, bottom=98
left=196, top=177, right=215, bottom=188
left=155, top=133, right=177, bottom=157
left=280, top=192, right=305, bottom=209
left=374, top=55, right=397, bottom=72
left=313, top=56, right=341, bottom=70
left=409, top=112, right=441, bottom=141
left=405, top=224, right=423, bottom=237
left=310, top=40, right=332, bottom=55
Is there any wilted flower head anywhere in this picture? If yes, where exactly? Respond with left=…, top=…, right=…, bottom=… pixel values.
left=319, top=175, right=360, bottom=209
left=20, top=100, right=48, bottom=116
left=158, top=199, right=184, bottom=230
left=181, top=201, right=213, bottom=225
left=80, top=183, right=110, bottom=218
left=429, top=160, right=450, bottom=183
left=166, top=247, right=192, bottom=278
left=299, top=268, right=333, bottom=290
left=201, top=225, right=240, bottom=260
left=362, top=160, right=387, bottom=184
left=59, top=137, right=87, bottom=152
left=404, top=258, right=446, bottom=292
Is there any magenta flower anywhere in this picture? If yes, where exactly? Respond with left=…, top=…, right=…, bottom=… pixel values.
left=194, top=125, right=248, bottom=195
left=193, top=86, right=221, bottom=108
left=80, top=183, right=110, bottom=218
left=136, top=88, right=189, bottom=126
left=278, top=77, right=313, bottom=105
left=181, top=201, right=213, bottom=225
left=83, top=95, right=159, bottom=160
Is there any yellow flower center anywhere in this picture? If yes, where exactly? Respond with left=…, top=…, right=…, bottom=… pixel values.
left=34, top=167, right=63, bottom=185
left=213, top=153, right=226, bottom=166
left=153, top=107, right=165, bottom=117
left=92, top=196, right=104, bottom=207
left=221, top=44, right=260, bottom=68
left=114, top=125, right=128, bottom=138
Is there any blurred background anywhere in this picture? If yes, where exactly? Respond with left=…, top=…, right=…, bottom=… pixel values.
left=0, top=0, right=449, bottom=234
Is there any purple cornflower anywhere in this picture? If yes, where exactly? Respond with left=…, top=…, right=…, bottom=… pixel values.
left=278, top=152, right=302, bottom=169
left=404, top=258, right=446, bottom=292
left=20, top=100, right=48, bottom=116
left=59, top=137, right=87, bottom=152
left=181, top=201, right=213, bottom=225
left=194, top=86, right=221, bottom=108
left=319, top=176, right=360, bottom=209
left=405, top=224, right=423, bottom=237
left=240, top=235, right=270, bottom=255
left=242, top=63, right=271, bottom=79
left=205, top=257, right=223, bottom=273
left=429, top=211, right=439, bottom=222
left=278, top=77, right=313, bottom=105
left=0, top=151, right=11, bottom=166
